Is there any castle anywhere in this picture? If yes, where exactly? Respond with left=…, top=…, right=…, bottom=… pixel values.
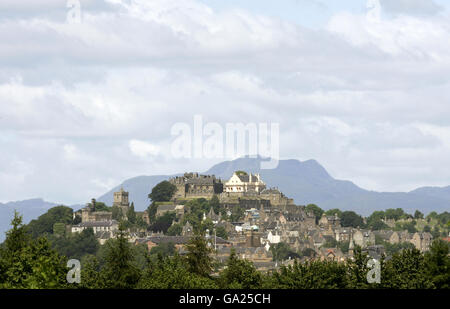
left=170, top=172, right=223, bottom=200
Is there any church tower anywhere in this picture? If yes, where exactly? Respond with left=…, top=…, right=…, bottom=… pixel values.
left=113, top=187, right=130, bottom=217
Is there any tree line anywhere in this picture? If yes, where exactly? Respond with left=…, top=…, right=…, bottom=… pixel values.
left=0, top=212, right=448, bottom=289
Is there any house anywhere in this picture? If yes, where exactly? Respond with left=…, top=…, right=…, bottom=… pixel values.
left=71, top=220, right=119, bottom=237
left=139, top=235, right=230, bottom=252
left=319, top=248, right=345, bottom=262
left=411, top=232, right=433, bottom=252
left=224, top=172, right=266, bottom=193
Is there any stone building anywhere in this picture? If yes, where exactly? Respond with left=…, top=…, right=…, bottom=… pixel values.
left=113, top=188, right=130, bottom=217
left=81, top=199, right=113, bottom=223
left=352, top=230, right=375, bottom=248
left=169, top=173, right=223, bottom=200
left=411, top=232, right=433, bottom=252
left=71, top=220, right=118, bottom=237
left=260, top=188, right=294, bottom=208
left=246, top=230, right=263, bottom=247
left=318, top=213, right=341, bottom=230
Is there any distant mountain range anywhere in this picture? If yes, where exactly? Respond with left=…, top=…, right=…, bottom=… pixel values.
left=1, top=157, right=449, bottom=241
left=97, top=157, right=450, bottom=215
left=0, top=199, right=82, bottom=242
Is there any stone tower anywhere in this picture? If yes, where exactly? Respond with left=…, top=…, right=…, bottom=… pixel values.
left=113, top=187, right=130, bottom=216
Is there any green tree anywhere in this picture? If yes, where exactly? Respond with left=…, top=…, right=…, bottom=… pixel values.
left=167, top=223, right=183, bottom=236
left=0, top=212, right=68, bottom=289
left=53, top=222, right=66, bottom=237
left=270, top=242, right=298, bottom=262
left=79, top=254, right=104, bottom=289
left=325, top=209, right=342, bottom=218
left=219, top=249, right=262, bottom=289
left=101, top=225, right=140, bottom=288
left=27, top=206, right=73, bottom=238
left=216, top=226, right=228, bottom=240
left=306, top=204, right=324, bottom=224
left=341, top=211, right=365, bottom=228
left=127, top=202, right=137, bottom=224
left=111, top=205, right=124, bottom=221
left=150, top=242, right=176, bottom=258
left=385, top=208, right=405, bottom=221
left=148, top=181, right=177, bottom=202
left=149, top=212, right=176, bottom=234
left=425, top=239, right=450, bottom=289
left=414, top=210, right=424, bottom=219
left=269, top=259, right=348, bottom=289
left=210, top=195, right=221, bottom=215
left=383, top=248, right=434, bottom=289
left=185, top=234, right=214, bottom=277
left=137, top=254, right=217, bottom=289
left=230, top=206, right=245, bottom=222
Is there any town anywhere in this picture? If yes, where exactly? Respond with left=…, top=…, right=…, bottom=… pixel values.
left=69, top=171, right=450, bottom=271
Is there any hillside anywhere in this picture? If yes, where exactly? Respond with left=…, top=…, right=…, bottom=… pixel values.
left=2, top=157, right=449, bottom=241
left=97, top=157, right=450, bottom=215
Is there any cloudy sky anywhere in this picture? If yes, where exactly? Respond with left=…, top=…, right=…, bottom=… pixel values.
left=1, top=0, right=450, bottom=205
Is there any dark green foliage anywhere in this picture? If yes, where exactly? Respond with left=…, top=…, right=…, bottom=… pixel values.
left=27, top=206, right=73, bottom=238
left=325, top=209, right=342, bottom=217
left=79, top=255, right=104, bottom=289
left=111, top=205, right=124, bottom=221
left=50, top=228, right=99, bottom=260
left=230, top=206, right=245, bottom=222
left=341, top=211, right=365, bottom=228
left=366, top=211, right=389, bottom=230
left=385, top=208, right=406, bottom=221
left=73, top=215, right=82, bottom=225
left=395, top=221, right=417, bottom=233
left=88, top=200, right=110, bottom=212
left=305, top=204, right=323, bottom=224
left=150, top=242, right=176, bottom=258
left=425, top=240, right=450, bottom=289
left=148, top=181, right=177, bottom=202
left=127, top=202, right=136, bottom=224
left=216, top=226, right=228, bottom=240
left=167, top=223, right=183, bottom=236
left=53, top=222, right=66, bottom=237
left=137, top=254, right=217, bottom=289
left=414, top=210, right=424, bottom=219
left=269, top=260, right=348, bottom=289
left=0, top=212, right=69, bottom=288
left=346, top=246, right=371, bottom=289
left=383, top=241, right=415, bottom=256
left=210, top=195, right=220, bottom=215
left=101, top=226, right=141, bottom=288
left=219, top=249, right=262, bottom=289
left=185, top=234, right=214, bottom=277
left=382, top=248, right=434, bottom=289
left=270, top=242, right=299, bottom=261
left=149, top=212, right=176, bottom=234
left=300, top=248, right=316, bottom=258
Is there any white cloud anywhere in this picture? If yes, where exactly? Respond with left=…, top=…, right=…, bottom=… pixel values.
left=0, top=0, right=449, bottom=203
left=129, top=139, right=160, bottom=158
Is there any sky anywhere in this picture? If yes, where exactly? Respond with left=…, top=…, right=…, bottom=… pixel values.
left=1, top=0, right=450, bottom=205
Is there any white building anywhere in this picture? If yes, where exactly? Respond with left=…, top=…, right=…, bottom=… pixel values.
left=71, top=220, right=119, bottom=235
left=224, top=172, right=266, bottom=193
